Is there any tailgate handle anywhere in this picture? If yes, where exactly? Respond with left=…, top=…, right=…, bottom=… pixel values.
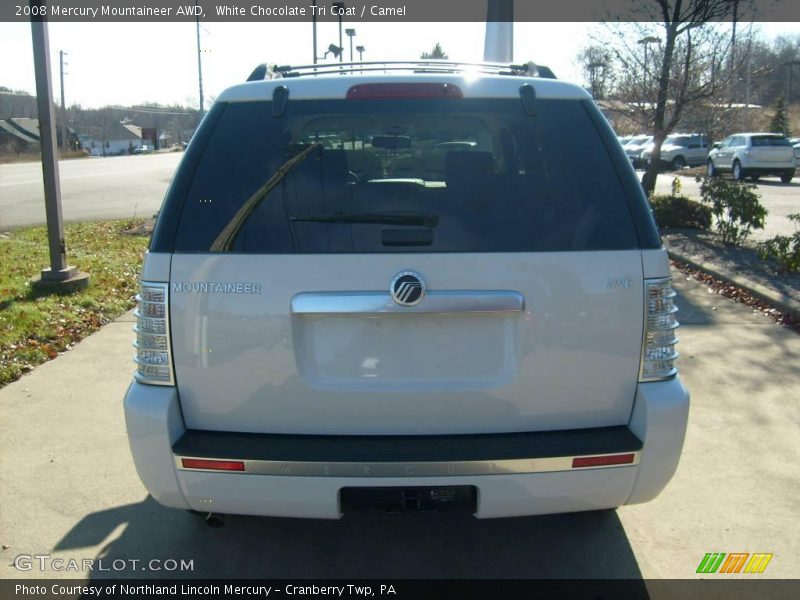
left=291, top=291, right=524, bottom=315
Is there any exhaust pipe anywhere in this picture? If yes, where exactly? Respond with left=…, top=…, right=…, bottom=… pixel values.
left=204, top=513, right=226, bottom=528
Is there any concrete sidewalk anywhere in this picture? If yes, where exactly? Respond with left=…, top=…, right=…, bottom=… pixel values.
left=0, top=312, right=141, bottom=577
left=1, top=277, right=799, bottom=580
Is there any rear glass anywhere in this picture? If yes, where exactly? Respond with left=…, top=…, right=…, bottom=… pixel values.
left=626, top=136, right=649, bottom=146
left=173, top=98, right=638, bottom=253
left=751, top=135, right=790, bottom=147
left=665, top=135, right=691, bottom=146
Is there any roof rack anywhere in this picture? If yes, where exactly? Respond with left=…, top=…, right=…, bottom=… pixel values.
left=246, top=60, right=556, bottom=82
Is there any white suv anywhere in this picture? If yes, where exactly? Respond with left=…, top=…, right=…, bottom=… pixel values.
left=707, top=133, right=796, bottom=182
left=124, top=62, right=689, bottom=520
left=640, top=133, right=710, bottom=170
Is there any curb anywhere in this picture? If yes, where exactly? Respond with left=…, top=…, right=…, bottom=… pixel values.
left=668, top=249, right=800, bottom=321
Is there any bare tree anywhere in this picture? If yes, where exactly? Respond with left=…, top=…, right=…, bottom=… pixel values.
left=601, top=0, right=750, bottom=193
left=578, top=45, right=615, bottom=100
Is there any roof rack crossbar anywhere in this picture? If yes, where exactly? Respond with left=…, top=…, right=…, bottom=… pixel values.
left=245, top=60, right=556, bottom=81
left=276, top=65, right=531, bottom=78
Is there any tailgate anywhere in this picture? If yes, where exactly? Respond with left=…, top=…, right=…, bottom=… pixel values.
left=170, top=251, right=644, bottom=435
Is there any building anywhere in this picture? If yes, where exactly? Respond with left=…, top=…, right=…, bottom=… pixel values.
left=83, top=121, right=143, bottom=156
left=0, top=117, right=79, bottom=154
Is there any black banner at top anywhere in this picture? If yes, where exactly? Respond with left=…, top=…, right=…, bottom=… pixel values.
left=4, top=0, right=800, bottom=23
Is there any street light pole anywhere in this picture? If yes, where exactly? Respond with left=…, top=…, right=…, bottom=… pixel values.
left=345, top=28, right=356, bottom=62
left=30, top=5, right=89, bottom=293
left=638, top=36, right=659, bottom=86
left=356, top=45, right=365, bottom=62
left=587, top=61, right=605, bottom=100
left=312, top=0, right=318, bottom=65
left=638, top=36, right=659, bottom=107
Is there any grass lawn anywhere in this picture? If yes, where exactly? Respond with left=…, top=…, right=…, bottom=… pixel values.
left=0, top=220, right=149, bottom=387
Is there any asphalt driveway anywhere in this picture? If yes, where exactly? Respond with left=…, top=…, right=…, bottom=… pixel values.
left=0, top=272, right=798, bottom=580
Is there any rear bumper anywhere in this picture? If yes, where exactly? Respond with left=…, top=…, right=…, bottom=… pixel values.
left=123, top=376, right=689, bottom=518
left=740, top=157, right=795, bottom=172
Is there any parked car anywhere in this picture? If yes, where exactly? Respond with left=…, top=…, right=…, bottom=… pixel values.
left=623, top=135, right=652, bottom=168
left=640, top=133, right=710, bottom=170
left=789, top=138, right=800, bottom=161
left=707, top=133, right=796, bottom=182
left=124, top=62, right=689, bottom=520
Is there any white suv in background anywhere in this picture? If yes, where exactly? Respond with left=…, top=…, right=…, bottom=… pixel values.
left=707, top=133, right=796, bottom=182
left=640, top=133, right=710, bottom=170
left=124, top=61, right=689, bottom=521
left=622, top=135, right=652, bottom=168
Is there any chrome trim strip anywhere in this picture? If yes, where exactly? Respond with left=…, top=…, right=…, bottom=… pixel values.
left=291, top=290, right=524, bottom=315
left=174, top=451, right=639, bottom=478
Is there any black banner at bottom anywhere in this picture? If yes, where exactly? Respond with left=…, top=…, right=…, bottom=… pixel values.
left=2, top=579, right=800, bottom=600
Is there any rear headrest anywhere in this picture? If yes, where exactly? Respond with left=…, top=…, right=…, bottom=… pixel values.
left=321, top=149, right=349, bottom=183
left=445, top=151, right=494, bottom=189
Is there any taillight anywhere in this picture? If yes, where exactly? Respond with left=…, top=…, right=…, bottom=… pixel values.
left=640, top=277, right=679, bottom=381
left=133, top=282, right=174, bottom=386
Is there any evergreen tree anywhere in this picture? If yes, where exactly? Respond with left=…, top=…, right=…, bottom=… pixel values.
left=421, top=43, right=448, bottom=60
left=769, top=96, right=790, bottom=136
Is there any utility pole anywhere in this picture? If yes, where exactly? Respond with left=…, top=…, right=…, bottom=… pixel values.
left=59, top=50, right=67, bottom=154
left=195, top=0, right=204, bottom=117
left=730, top=0, right=739, bottom=105
left=332, top=2, right=344, bottom=63
left=30, top=3, right=89, bottom=293
left=746, top=54, right=752, bottom=107
left=785, top=61, right=800, bottom=104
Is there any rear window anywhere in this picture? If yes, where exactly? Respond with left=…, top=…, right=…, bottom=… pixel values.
left=666, top=135, right=691, bottom=146
left=172, top=98, right=638, bottom=253
left=626, top=136, right=649, bottom=146
left=751, top=135, right=791, bottom=147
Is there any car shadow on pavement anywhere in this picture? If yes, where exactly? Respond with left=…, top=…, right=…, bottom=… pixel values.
left=672, top=265, right=800, bottom=399
left=752, top=179, right=799, bottom=187
left=55, top=496, right=646, bottom=581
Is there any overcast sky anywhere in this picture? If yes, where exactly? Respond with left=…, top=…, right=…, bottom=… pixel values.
left=0, top=21, right=797, bottom=109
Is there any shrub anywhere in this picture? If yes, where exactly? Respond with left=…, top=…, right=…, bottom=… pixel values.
left=758, top=213, right=800, bottom=272
left=650, top=194, right=712, bottom=230
left=696, top=176, right=767, bottom=246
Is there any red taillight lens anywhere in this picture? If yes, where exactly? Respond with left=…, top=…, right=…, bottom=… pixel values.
left=181, top=458, right=245, bottom=471
left=571, top=453, right=635, bottom=468
left=346, top=83, right=463, bottom=99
